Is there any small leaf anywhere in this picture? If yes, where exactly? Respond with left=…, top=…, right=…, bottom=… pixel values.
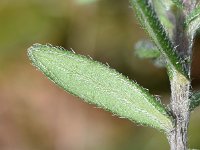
left=185, top=5, right=200, bottom=37
left=190, top=91, right=200, bottom=111
left=134, top=40, right=160, bottom=59
left=130, top=0, right=187, bottom=78
left=28, top=43, right=173, bottom=132
left=171, top=0, right=184, bottom=8
left=134, top=40, right=166, bottom=68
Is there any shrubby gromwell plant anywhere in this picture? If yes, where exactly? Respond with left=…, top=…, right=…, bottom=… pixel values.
left=28, top=0, right=200, bottom=150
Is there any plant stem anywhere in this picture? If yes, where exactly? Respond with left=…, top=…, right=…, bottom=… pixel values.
left=168, top=73, right=190, bottom=150
left=167, top=6, right=192, bottom=149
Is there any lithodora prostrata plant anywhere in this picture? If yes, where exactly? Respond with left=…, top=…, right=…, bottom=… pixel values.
left=28, top=0, right=200, bottom=150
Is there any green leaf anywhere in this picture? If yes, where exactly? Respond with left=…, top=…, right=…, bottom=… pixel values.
left=134, top=40, right=160, bottom=59
left=185, top=6, right=200, bottom=36
left=171, top=0, right=184, bottom=8
left=190, top=91, right=200, bottom=111
left=130, top=0, right=186, bottom=78
left=152, top=0, right=174, bottom=38
left=28, top=43, right=173, bottom=132
left=185, top=6, right=200, bottom=25
left=134, top=40, right=166, bottom=68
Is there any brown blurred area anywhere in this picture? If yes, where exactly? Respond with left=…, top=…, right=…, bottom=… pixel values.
left=0, top=0, right=200, bottom=150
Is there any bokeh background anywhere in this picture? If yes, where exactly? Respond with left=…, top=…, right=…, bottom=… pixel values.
left=0, top=0, right=200, bottom=150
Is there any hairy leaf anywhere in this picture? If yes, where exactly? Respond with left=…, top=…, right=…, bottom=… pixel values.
left=28, top=43, right=173, bottom=132
left=190, top=91, right=200, bottom=111
left=185, top=5, right=200, bottom=36
left=152, top=0, right=174, bottom=38
left=186, top=6, right=200, bottom=25
left=171, top=0, right=184, bottom=8
left=130, top=0, right=186, bottom=77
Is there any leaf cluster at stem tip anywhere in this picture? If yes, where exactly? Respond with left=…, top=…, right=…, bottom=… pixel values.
left=130, top=0, right=188, bottom=78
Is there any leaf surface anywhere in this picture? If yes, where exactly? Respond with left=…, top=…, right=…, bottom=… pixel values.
left=190, top=91, right=200, bottom=111
left=185, top=5, right=200, bottom=37
left=28, top=44, right=173, bottom=132
left=152, top=0, right=174, bottom=38
left=171, top=0, right=184, bottom=8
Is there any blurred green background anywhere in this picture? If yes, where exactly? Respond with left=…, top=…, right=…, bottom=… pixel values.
left=0, top=0, right=200, bottom=149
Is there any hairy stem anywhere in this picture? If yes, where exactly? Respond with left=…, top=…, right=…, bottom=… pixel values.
left=168, top=73, right=190, bottom=150
left=167, top=6, right=192, bottom=149
left=173, top=10, right=190, bottom=75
